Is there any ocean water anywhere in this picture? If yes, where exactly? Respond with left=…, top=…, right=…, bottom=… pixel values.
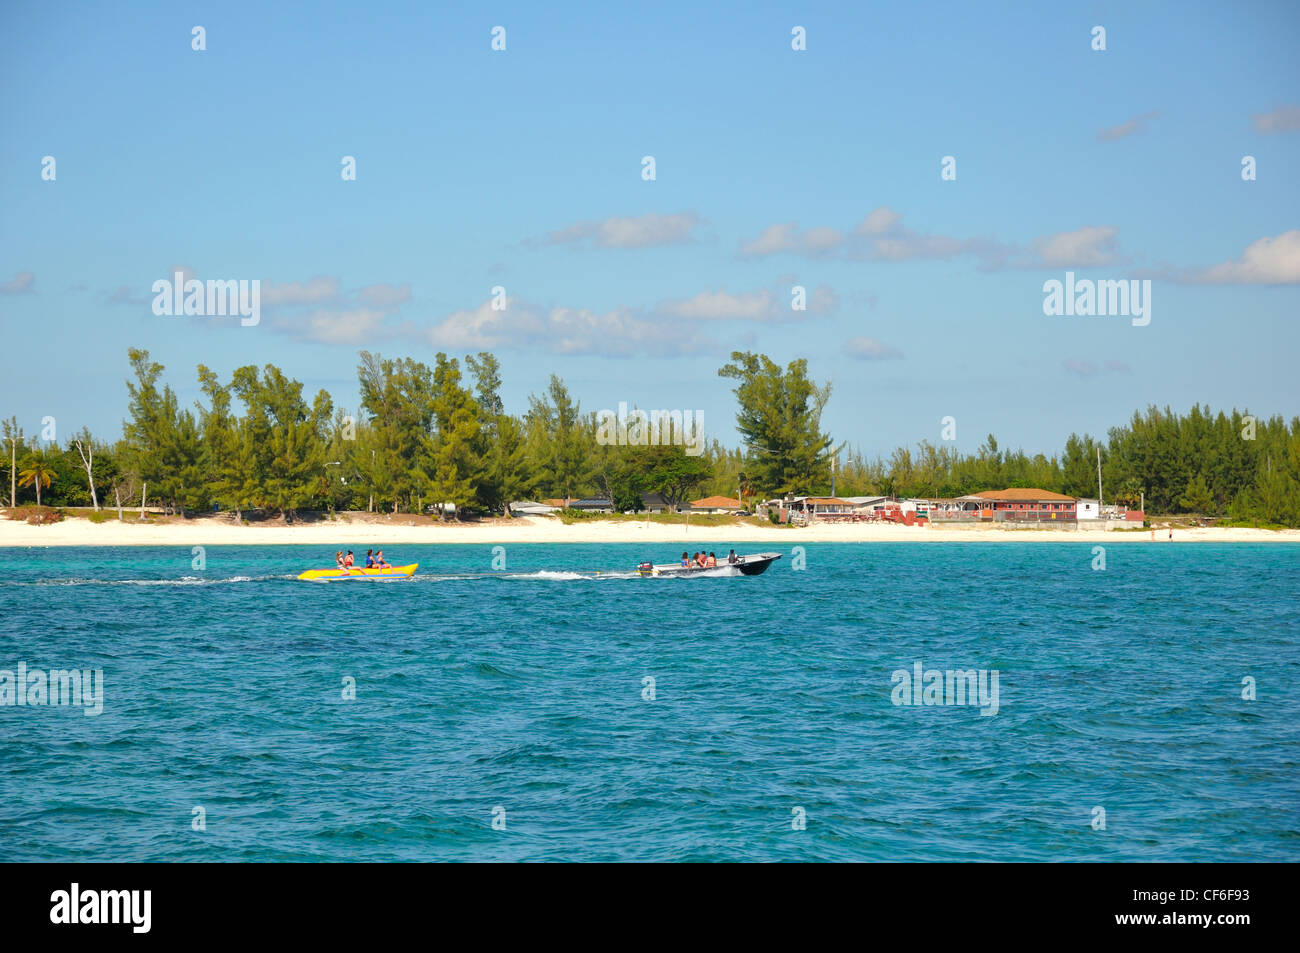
left=1, top=541, right=1297, bottom=862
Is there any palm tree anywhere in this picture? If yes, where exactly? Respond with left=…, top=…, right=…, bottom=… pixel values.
left=737, top=470, right=754, bottom=509
left=18, top=459, right=57, bottom=508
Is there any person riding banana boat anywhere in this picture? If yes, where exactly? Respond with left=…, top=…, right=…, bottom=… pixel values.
left=300, top=551, right=416, bottom=581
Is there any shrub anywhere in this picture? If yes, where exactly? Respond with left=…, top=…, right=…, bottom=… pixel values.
left=4, top=506, right=66, bottom=525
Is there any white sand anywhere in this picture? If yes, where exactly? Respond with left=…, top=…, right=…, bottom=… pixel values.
left=1, top=515, right=1296, bottom=547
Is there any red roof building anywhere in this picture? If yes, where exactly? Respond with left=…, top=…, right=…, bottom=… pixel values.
left=972, top=488, right=1077, bottom=522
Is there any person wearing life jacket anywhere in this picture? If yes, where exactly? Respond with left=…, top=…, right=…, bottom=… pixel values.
left=374, top=550, right=391, bottom=569
left=364, top=549, right=376, bottom=568
left=695, top=552, right=707, bottom=569
left=681, top=552, right=690, bottom=567
left=705, top=552, right=717, bottom=568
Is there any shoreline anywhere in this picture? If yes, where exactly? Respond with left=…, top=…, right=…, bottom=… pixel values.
left=1, top=514, right=1297, bottom=547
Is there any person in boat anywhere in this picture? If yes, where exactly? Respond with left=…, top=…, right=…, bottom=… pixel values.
left=705, top=552, right=717, bottom=568
left=374, top=550, right=391, bottom=569
left=694, top=552, right=707, bottom=569
left=343, top=550, right=355, bottom=568
left=681, top=552, right=690, bottom=567
left=727, top=550, right=738, bottom=565
left=335, top=551, right=345, bottom=569
left=364, top=549, right=375, bottom=568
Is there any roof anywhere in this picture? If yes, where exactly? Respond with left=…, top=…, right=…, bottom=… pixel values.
left=973, top=488, right=1076, bottom=502
left=691, top=495, right=742, bottom=508
left=841, top=496, right=889, bottom=505
left=794, top=497, right=853, bottom=505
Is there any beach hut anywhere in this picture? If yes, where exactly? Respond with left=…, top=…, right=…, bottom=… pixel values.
left=972, top=488, right=1077, bottom=523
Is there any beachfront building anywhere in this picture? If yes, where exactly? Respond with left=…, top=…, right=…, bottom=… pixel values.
left=1076, top=498, right=1100, bottom=520
left=510, top=500, right=560, bottom=516
left=639, top=492, right=676, bottom=513
left=567, top=497, right=614, bottom=513
left=927, top=495, right=991, bottom=520
left=972, top=488, right=1077, bottom=522
left=690, top=495, right=744, bottom=514
left=842, top=495, right=890, bottom=514
left=787, top=496, right=855, bottom=523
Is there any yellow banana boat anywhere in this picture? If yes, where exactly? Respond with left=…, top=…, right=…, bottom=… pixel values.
left=297, top=564, right=418, bottom=581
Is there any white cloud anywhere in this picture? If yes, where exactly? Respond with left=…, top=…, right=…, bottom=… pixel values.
left=261, top=276, right=340, bottom=307
left=843, top=336, right=902, bottom=361
left=537, top=212, right=701, bottom=249
left=260, top=277, right=413, bottom=341
left=1098, top=111, right=1158, bottom=142
left=855, top=208, right=902, bottom=236
left=1023, top=226, right=1126, bottom=268
left=659, top=289, right=777, bottom=320
left=420, top=279, right=834, bottom=358
left=0, top=271, right=34, bottom=294
left=357, top=283, right=412, bottom=309
left=291, top=308, right=391, bottom=346
left=739, top=222, right=799, bottom=257
left=425, top=299, right=712, bottom=357
left=1252, top=106, right=1300, bottom=134
left=802, top=226, right=845, bottom=254
left=739, top=208, right=1006, bottom=266
left=1184, top=230, right=1300, bottom=284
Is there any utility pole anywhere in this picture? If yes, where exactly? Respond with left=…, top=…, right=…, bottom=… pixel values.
left=1096, top=446, right=1104, bottom=509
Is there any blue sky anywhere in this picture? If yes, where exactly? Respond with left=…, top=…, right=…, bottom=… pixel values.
left=2, top=0, right=1297, bottom=457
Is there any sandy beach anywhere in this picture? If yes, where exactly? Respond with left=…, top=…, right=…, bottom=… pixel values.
left=1, top=514, right=1296, bottom=547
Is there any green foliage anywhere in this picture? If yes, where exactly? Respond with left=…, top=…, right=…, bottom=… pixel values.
left=718, top=351, right=833, bottom=495
left=4, top=353, right=1296, bottom=528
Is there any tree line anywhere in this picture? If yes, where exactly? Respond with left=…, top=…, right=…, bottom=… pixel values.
left=2, top=349, right=1297, bottom=526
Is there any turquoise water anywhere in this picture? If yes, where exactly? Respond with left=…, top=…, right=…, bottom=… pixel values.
left=1, top=542, right=1297, bottom=862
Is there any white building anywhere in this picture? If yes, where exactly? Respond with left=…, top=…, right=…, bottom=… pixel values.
left=1076, top=498, right=1100, bottom=520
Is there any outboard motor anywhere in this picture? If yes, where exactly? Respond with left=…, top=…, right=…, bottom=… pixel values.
left=636, top=561, right=654, bottom=575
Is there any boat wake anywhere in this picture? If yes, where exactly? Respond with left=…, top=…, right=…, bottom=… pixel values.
left=12, top=574, right=284, bottom=587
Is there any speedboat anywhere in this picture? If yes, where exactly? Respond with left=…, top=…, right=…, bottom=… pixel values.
left=635, top=552, right=781, bottom=577
left=297, top=564, right=418, bottom=581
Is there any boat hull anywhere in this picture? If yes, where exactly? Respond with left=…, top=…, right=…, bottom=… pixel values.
left=297, top=564, right=418, bottom=581
left=640, top=552, right=781, bottom=577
